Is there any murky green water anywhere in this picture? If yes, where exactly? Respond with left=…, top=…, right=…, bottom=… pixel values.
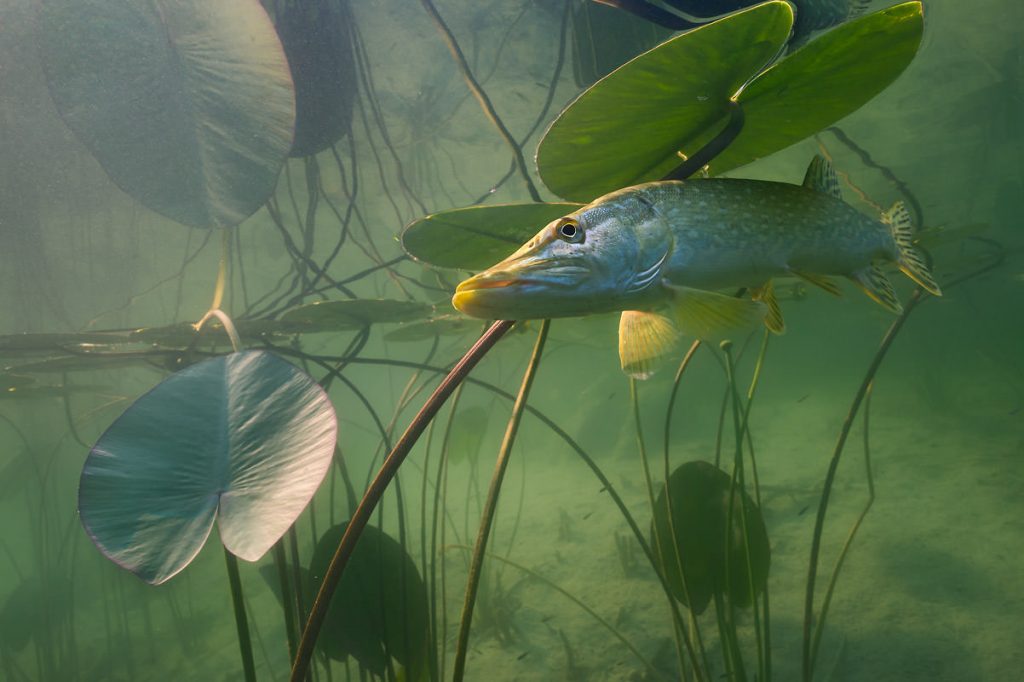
left=1, top=1, right=1021, bottom=680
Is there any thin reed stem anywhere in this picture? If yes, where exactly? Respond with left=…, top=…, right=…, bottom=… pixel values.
left=452, top=320, right=550, bottom=681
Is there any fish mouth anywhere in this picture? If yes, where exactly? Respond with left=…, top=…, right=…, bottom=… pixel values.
left=452, top=258, right=591, bottom=318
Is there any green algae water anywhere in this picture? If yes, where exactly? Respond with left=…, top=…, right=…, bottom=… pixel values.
left=0, top=1, right=1021, bottom=680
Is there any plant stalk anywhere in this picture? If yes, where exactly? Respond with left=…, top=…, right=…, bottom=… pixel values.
left=224, top=548, right=257, bottom=682
left=451, top=320, right=550, bottom=681
left=289, top=320, right=515, bottom=682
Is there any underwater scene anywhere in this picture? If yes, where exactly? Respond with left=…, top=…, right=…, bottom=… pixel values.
left=0, top=0, right=1021, bottom=680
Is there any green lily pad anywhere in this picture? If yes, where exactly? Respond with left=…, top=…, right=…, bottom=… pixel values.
left=401, top=202, right=582, bottom=270
left=37, top=0, right=295, bottom=229
left=279, top=299, right=433, bottom=331
left=708, top=1, right=924, bottom=174
left=536, top=1, right=794, bottom=202
left=650, top=460, right=770, bottom=615
left=383, top=315, right=481, bottom=342
left=309, top=522, right=431, bottom=678
left=79, top=350, right=337, bottom=584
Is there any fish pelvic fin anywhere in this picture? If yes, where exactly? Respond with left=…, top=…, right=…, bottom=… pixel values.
left=881, top=202, right=942, bottom=297
left=752, top=281, right=785, bottom=334
left=663, top=284, right=768, bottom=342
left=802, top=155, right=842, bottom=199
left=849, top=262, right=903, bottom=314
left=618, top=310, right=681, bottom=380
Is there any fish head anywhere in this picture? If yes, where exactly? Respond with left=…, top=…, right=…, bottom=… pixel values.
left=453, top=191, right=671, bottom=320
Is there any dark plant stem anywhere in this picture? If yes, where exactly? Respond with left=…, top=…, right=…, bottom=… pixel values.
left=418, top=0, right=542, bottom=202
left=273, top=541, right=299, bottom=661
left=224, top=548, right=257, bottom=682
left=801, top=290, right=921, bottom=682
left=289, top=320, right=515, bottom=682
left=452, top=320, right=550, bottom=681
left=662, top=100, right=745, bottom=182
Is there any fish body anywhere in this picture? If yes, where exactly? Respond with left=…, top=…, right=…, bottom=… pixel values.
left=454, top=156, right=940, bottom=377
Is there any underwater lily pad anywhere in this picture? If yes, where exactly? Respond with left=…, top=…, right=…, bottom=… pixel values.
left=401, top=202, right=582, bottom=270
left=79, top=350, right=337, bottom=584
left=37, top=0, right=295, bottom=229
left=0, top=331, right=133, bottom=353
left=650, top=460, right=769, bottom=615
left=708, top=1, right=924, bottom=174
left=309, top=522, right=431, bottom=677
left=279, top=299, right=433, bottom=331
left=265, top=0, right=357, bottom=157
left=536, top=1, right=794, bottom=202
left=383, top=315, right=481, bottom=342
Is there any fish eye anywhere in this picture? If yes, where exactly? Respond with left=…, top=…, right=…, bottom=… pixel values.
left=557, top=220, right=582, bottom=243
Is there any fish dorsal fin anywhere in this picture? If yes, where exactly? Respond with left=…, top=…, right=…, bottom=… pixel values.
left=789, top=269, right=843, bottom=297
left=618, top=310, right=681, bottom=380
left=881, top=201, right=942, bottom=296
left=802, top=155, right=842, bottom=199
left=849, top=262, right=903, bottom=313
left=663, top=284, right=768, bottom=342
left=752, top=281, right=785, bottom=334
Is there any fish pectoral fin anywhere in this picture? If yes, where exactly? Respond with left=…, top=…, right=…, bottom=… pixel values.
left=663, top=284, right=768, bottom=342
left=849, top=262, right=903, bottom=313
left=752, top=281, right=785, bottom=334
left=789, top=269, right=844, bottom=297
left=618, top=310, right=681, bottom=380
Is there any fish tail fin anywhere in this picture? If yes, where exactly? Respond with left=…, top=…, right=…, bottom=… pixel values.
left=881, top=202, right=942, bottom=296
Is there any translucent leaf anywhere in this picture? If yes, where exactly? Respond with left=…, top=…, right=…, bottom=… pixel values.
left=709, top=1, right=924, bottom=174
left=37, top=0, right=295, bottom=229
left=79, top=350, right=337, bottom=584
left=535, top=1, right=794, bottom=202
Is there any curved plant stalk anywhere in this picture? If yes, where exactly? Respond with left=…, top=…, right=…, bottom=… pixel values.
left=447, top=545, right=671, bottom=682
left=418, top=0, right=542, bottom=202
left=662, top=100, right=745, bottom=181
left=661, top=340, right=712, bottom=680
left=209, top=227, right=230, bottom=312
left=451, top=319, right=550, bottom=681
left=289, top=320, right=515, bottom=682
left=809, top=383, right=875, bottom=671
left=632, top=378, right=704, bottom=682
left=801, top=291, right=922, bottom=681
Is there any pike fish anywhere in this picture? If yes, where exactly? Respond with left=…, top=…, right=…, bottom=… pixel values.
left=453, top=156, right=941, bottom=378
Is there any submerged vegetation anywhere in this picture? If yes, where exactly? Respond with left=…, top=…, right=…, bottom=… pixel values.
left=0, top=1, right=1019, bottom=681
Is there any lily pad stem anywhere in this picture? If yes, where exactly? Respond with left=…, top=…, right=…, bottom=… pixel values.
left=193, top=309, right=242, bottom=353
left=418, top=0, right=542, bottom=202
left=451, top=319, right=550, bottom=682
left=224, top=548, right=257, bottom=682
left=289, top=320, right=515, bottom=682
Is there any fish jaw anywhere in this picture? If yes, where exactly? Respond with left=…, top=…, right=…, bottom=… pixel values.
left=452, top=255, right=596, bottom=320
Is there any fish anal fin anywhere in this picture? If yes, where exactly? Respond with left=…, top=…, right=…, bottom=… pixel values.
left=849, top=262, right=903, bottom=314
left=802, top=155, right=842, bottom=199
left=618, top=310, right=681, bottom=380
left=789, top=269, right=843, bottom=297
left=752, top=281, right=785, bottom=334
left=663, top=284, right=768, bottom=342
left=881, top=201, right=942, bottom=297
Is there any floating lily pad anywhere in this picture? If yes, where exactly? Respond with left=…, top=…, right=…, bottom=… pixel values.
left=536, top=1, right=794, bottom=202
left=401, top=202, right=582, bottom=270
left=129, top=319, right=306, bottom=347
left=38, top=0, right=295, bottom=229
left=708, top=1, right=924, bottom=174
left=383, top=315, right=481, bottom=342
left=309, top=522, right=431, bottom=677
left=650, top=460, right=769, bottom=615
left=79, top=350, right=337, bottom=584
left=279, top=299, right=432, bottom=331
